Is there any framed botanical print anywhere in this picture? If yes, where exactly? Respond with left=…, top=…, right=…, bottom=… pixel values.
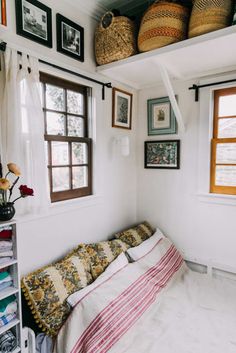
left=56, top=14, right=84, bottom=62
left=15, top=0, right=52, bottom=47
left=145, top=140, right=180, bottom=169
left=112, top=87, right=132, bottom=130
left=147, top=96, right=177, bottom=135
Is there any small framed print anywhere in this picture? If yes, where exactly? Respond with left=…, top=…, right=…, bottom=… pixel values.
left=147, top=96, right=177, bottom=135
left=112, top=87, right=133, bottom=130
left=145, top=140, right=180, bottom=169
left=56, top=14, right=84, bottom=62
left=15, top=0, right=52, bottom=47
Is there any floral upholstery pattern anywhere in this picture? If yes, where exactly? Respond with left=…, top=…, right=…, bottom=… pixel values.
left=21, top=244, right=92, bottom=336
left=21, top=226, right=151, bottom=337
left=114, top=221, right=155, bottom=247
left=74, top=239, right=129, bottom=280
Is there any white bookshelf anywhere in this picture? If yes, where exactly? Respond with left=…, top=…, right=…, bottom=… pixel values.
left=0, top=221, right=22, bottom=351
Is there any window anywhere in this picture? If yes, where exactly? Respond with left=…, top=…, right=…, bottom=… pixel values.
left=40, top=73, right=92, bottom=202
left=210, top=87, right=236, bottom=195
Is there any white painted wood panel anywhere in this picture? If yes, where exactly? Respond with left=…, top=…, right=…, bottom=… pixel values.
left=97, top=26, right=236, bottom=89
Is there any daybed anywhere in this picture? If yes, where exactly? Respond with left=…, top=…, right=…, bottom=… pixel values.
left=21, top=222, right=236, bottom=353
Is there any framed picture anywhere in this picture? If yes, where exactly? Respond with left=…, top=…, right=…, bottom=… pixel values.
left=145, top=140, right=180, bottom=169
left=15, top=0, right=52, bottom=47
left=56, top=14, right=84, bottom=62
left=147, top=96, right=177, bottom=135
left=112, top=88, right=133, bottom=130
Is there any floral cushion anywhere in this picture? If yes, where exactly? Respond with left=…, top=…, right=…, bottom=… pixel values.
left=21, top=244, right=92, bottom=336
left=82, top=240, right=130, bottom=280
left=114, top=221, right=155, bottom=247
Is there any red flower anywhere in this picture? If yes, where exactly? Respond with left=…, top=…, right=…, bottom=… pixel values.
left=19, top=185, right=34, bottom=197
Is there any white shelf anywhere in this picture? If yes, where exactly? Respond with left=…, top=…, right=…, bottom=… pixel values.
left=0, top=222, right=22, bottom=350
left=97, top=26, right=236, bottom=89
left=0, top=259, right=17, bottom=270
left=0, top=286, right=19, bottom=301
left=0, top=318, right=20, bottom=335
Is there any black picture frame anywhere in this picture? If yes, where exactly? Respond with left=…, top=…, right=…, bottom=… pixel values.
left=56, top=14, right=84, bottom=62
left=15, top=0, right=52, bottom=48
left=145, top=140, right=180, bottom=169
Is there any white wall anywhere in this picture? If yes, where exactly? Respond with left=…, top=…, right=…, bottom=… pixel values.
left=1, top=1, right=137, bottom=275
left=137, top=79, right=236, bottom=269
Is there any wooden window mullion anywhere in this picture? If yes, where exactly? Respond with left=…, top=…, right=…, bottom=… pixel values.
left=211, top=87, right=236, bottom=195
left=41, top=73, right=92, bottom=202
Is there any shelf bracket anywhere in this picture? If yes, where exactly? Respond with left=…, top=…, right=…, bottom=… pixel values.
left=158, top=64, right=185, bottom=133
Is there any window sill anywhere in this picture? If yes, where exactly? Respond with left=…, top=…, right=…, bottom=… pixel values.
left=16, top=194, right=103, bottom=224
left=197, top=192, right=236, bottom=206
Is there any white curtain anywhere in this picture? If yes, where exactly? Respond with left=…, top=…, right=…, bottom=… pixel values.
left=0, top=48, right=49, bottom=215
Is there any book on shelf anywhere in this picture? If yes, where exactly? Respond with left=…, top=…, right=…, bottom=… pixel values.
left=1, top=0, right=7, bottom=26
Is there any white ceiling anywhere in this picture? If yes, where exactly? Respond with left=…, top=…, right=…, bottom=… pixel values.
left=67, top=0, right=154, bottom=21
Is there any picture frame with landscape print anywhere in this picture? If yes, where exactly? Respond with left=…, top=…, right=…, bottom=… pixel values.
left=147, top=96, right=177, bottom=135
left=145, top=140, right=180, bottom=169
left=15, top=0, right=52, bottom=47
left=112, top=88, right=132, bottom=130
left=56, top=14, right=84, bottom=62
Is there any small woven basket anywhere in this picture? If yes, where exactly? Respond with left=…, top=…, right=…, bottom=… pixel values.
left=188, top=0, right=233, bottom=38
left=138, top=1, right=190, bottom=52
left=95, top=12, right=136, bottom=66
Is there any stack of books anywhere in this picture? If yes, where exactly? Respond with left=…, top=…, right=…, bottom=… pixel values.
left=0, top=0, right=6, bottom=26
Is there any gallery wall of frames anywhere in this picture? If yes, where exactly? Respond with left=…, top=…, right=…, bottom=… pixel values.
left=14, top=0, right=84, bottom=62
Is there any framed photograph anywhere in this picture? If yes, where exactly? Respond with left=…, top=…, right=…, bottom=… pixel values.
left=112, top=87, right=133, bottom=130
left=15, top=0, right=52, bottom=47
left=147, top=96, right=177, bottom=135
left=145, top=140, right=180, bottom=169
left=56, top=14, right=84, bottom=62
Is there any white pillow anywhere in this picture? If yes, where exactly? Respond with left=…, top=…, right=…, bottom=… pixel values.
left=126, top=229, right=164, bottom=261
left=67, top=252, right=128, bottom=307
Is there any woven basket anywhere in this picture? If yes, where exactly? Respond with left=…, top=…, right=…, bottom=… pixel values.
left=188, top=0, right=233, bottom=38
left=95, top=12, right=136, bottom=66
left=138, top=1, right=190, bottom=52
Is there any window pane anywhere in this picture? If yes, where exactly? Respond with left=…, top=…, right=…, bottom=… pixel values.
left=68, top=116, right=84, bottom=137
left=216, top=143, right=236, bottom=164
left=46, top=112, right=65, bottom=136
left=72, top=143, right=88, bottom=164
left=72, top=166, right=88, bottom=188
left=51, top=142, right=69, bottom=165
left=219, top=95, right=236, bottom=117
left=218, top=118, right=236, bottom=138
left=46, top=84, right=65, bottom=111
left=52, top=167, right=70, bottom=192
left=215, top=166, right=236, bottom=187
left=67, top=90, right=84, bottom=115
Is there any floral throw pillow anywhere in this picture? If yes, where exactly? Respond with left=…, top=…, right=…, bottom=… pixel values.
left=114, top=221, right=155, bottom=247
left=82, top=239, right=130, bottom=280
left=21, top=244, right=92, bottom=336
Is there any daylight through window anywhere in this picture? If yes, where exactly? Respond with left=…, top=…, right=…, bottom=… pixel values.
left=210, top=87, right=236, bottom=195
left=40, top=73, right=92, bottom=202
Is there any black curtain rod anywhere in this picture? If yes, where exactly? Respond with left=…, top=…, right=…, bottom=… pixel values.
left=0, top=41, right=112, bottom=100
left=189, top=78, right=236, bottom=102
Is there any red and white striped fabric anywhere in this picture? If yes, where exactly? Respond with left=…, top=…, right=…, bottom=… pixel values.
left=54, top=237, right=187, bottom=353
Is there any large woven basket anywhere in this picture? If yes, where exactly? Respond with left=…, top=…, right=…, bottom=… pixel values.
left=138, top=1, right=189, bottom=52
left=188, top=0, right=233, bottom=38
left=95, top=12, right=136, bottom=66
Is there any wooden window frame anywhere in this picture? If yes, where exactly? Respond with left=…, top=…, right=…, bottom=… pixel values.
left=210, top=87, right=236, bottom=195
left=40, top=73, right=92, bottom=202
